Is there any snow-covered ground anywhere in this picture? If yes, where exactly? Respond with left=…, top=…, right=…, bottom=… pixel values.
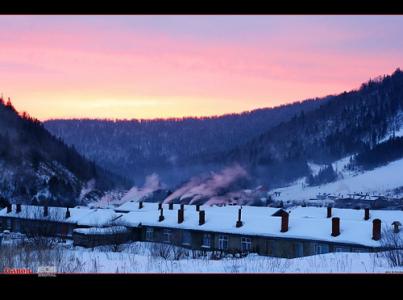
left=1, top=240, right=402, bottom=273
left=271, top=156, right=403, bottom=202
left=59, top=246, right=401, bottom=273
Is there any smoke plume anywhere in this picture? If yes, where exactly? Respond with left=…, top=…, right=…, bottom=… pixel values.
left=163, top=164, right=249, bottom=204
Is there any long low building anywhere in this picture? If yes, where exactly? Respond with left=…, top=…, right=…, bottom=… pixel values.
left=0, top=204, right=121, bottom=239
left=115, top=202, right=403, bottom=257
left=0, top=202, right=402, bottom=258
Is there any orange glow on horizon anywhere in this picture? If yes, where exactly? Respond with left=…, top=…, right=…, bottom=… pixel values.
left=1, top=16, right=403, bottom=121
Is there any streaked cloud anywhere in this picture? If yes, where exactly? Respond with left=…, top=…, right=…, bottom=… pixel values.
left=0, top=15, right=402, bottom=120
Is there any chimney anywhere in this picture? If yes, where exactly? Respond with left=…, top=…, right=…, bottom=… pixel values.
left=392, top=221, right=401, bottom=233
left=372, top=219, right=381, bottom=241
left=6, top=204, right=12, bottom=213
left=280, top=211, right=289, bottom=233
left=159, top=208, right=165, bottom=222
left=236, top=208, right=243, bottom=228
left=16, top=204, right=21, bottom=214
left=199, top=210, right=205, bottom=225
left=178, top=209, right=184, bottom=224
left=331, top=217, right=340, bottom=237
left=364, top=208, right=370, bottom=220
left=327, top=206, right=332, bottom=218
left=44, top=206, right=49, bottom=217
left=65, top=207, right=70, bottom=219
left=169, top=202, right=174, bottom=210
left=139, top=201, right=143, bottom=209
left=158, top=202, right=162, bottom=210
left=196, top=204, right=201, bottom=212
left=180, top=204, right=185, bottom=211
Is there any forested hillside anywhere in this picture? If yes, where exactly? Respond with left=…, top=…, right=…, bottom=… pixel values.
left=0, top=98, right=129, bottom=206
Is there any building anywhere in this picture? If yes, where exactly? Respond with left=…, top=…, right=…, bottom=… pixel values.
left=115, top=202, right=403, bottom=258
left=0, top=202, right=402, bottom=258
left=0, top=204, right=93, bottom=238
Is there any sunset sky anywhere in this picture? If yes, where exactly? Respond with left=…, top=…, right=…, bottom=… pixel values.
left=1, top=15, right=403, bottom=121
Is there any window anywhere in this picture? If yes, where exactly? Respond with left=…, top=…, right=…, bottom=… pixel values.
left=335, top=246, right=350, bottom=253
left=241, top=237, right=252, bottom=252
left=182, top=231, right=192, bottom=245
left=202, top=233, right=212, bottom=248
left=13, top=221, right=21, bottom=233
left=295, top=242, right=304, bottom=257
left=218, top=235, right=229, bottom=250
left=6, top=219, right=11, bottom=230
left=163, top=229, right=172, bottom=243
left=145, top=228, right=154, bottom=241
left=315, top=243, right=329, bottom=254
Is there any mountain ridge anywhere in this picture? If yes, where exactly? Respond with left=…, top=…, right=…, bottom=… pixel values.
left=0, top=98, right=129, bottom=207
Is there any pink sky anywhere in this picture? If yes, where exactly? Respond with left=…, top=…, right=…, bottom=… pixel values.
left=1, top=15, right=403, bottom=120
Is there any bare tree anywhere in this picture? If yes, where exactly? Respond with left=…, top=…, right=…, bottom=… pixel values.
left=380, top=228, right=403, bottom=267
left=149, top=242, right=172, bottom=260
left=108, top=226, right=129, bottom=252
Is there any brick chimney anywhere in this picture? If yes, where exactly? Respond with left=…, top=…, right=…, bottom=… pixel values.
left=6, top=204, right=12, bottom=213
left=44, top=206, right=49, bottom=217
left=372, top=219, right=381, bottom=241
left=158, top=202, right=162, bottom=210
left=159, top=208, right=164, bottom=222
left=65, top=207, right=70, bottom=219
left=169, top=202, right=174, bottom=210
left=178, top=209, right=184, bottom=224
left=199, top=210, right=205, bottom=225
left=364, top=208, right=370, bottom=220
left=280, top=211, right=289, bottom=233
left=327, top=206, right=332, bottom=218
left=16, top=204, right=21, bottom=214
left=236, top=208, right=243, bottom=228
left=331, top=217, right=340, bottom=237
left=139, top=201, right=143, bottom=209
left=196, top=204, right=200, bottom=212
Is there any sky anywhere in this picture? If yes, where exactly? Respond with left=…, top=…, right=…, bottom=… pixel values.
left=1, top=15, right=403, bottom=121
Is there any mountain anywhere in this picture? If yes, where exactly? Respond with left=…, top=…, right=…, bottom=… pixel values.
left=219, top=68, right=403, bottom=188
left=0, top=98, right=129, bottom=207
left=43, top=68, right=403, bottom=207
left=44, top=97, right=331, bottom=186
left=159, top=69, right=403, bottom=206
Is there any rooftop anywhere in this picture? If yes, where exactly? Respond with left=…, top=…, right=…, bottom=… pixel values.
left=1, top=203, right=402, bottom=247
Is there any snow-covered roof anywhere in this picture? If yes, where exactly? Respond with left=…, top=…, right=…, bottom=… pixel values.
left=290, top=206, right=403, bottom=225
left=115, top=200, right=149, bottom=212
left=76, top=209, right=123, bottom=227
left=0, top=205, right=93, bottom=224
left=1, top=203, right=402, bottom=247
left=117, top=203, right=403, bottom=247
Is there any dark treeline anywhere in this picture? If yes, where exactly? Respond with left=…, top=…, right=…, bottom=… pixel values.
left=306, top=165, right=338, bottom=186
left=350, top=136, right=403, bottom=170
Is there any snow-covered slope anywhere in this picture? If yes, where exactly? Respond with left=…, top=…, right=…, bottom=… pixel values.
left=272, top=156, right=403, bottom=202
